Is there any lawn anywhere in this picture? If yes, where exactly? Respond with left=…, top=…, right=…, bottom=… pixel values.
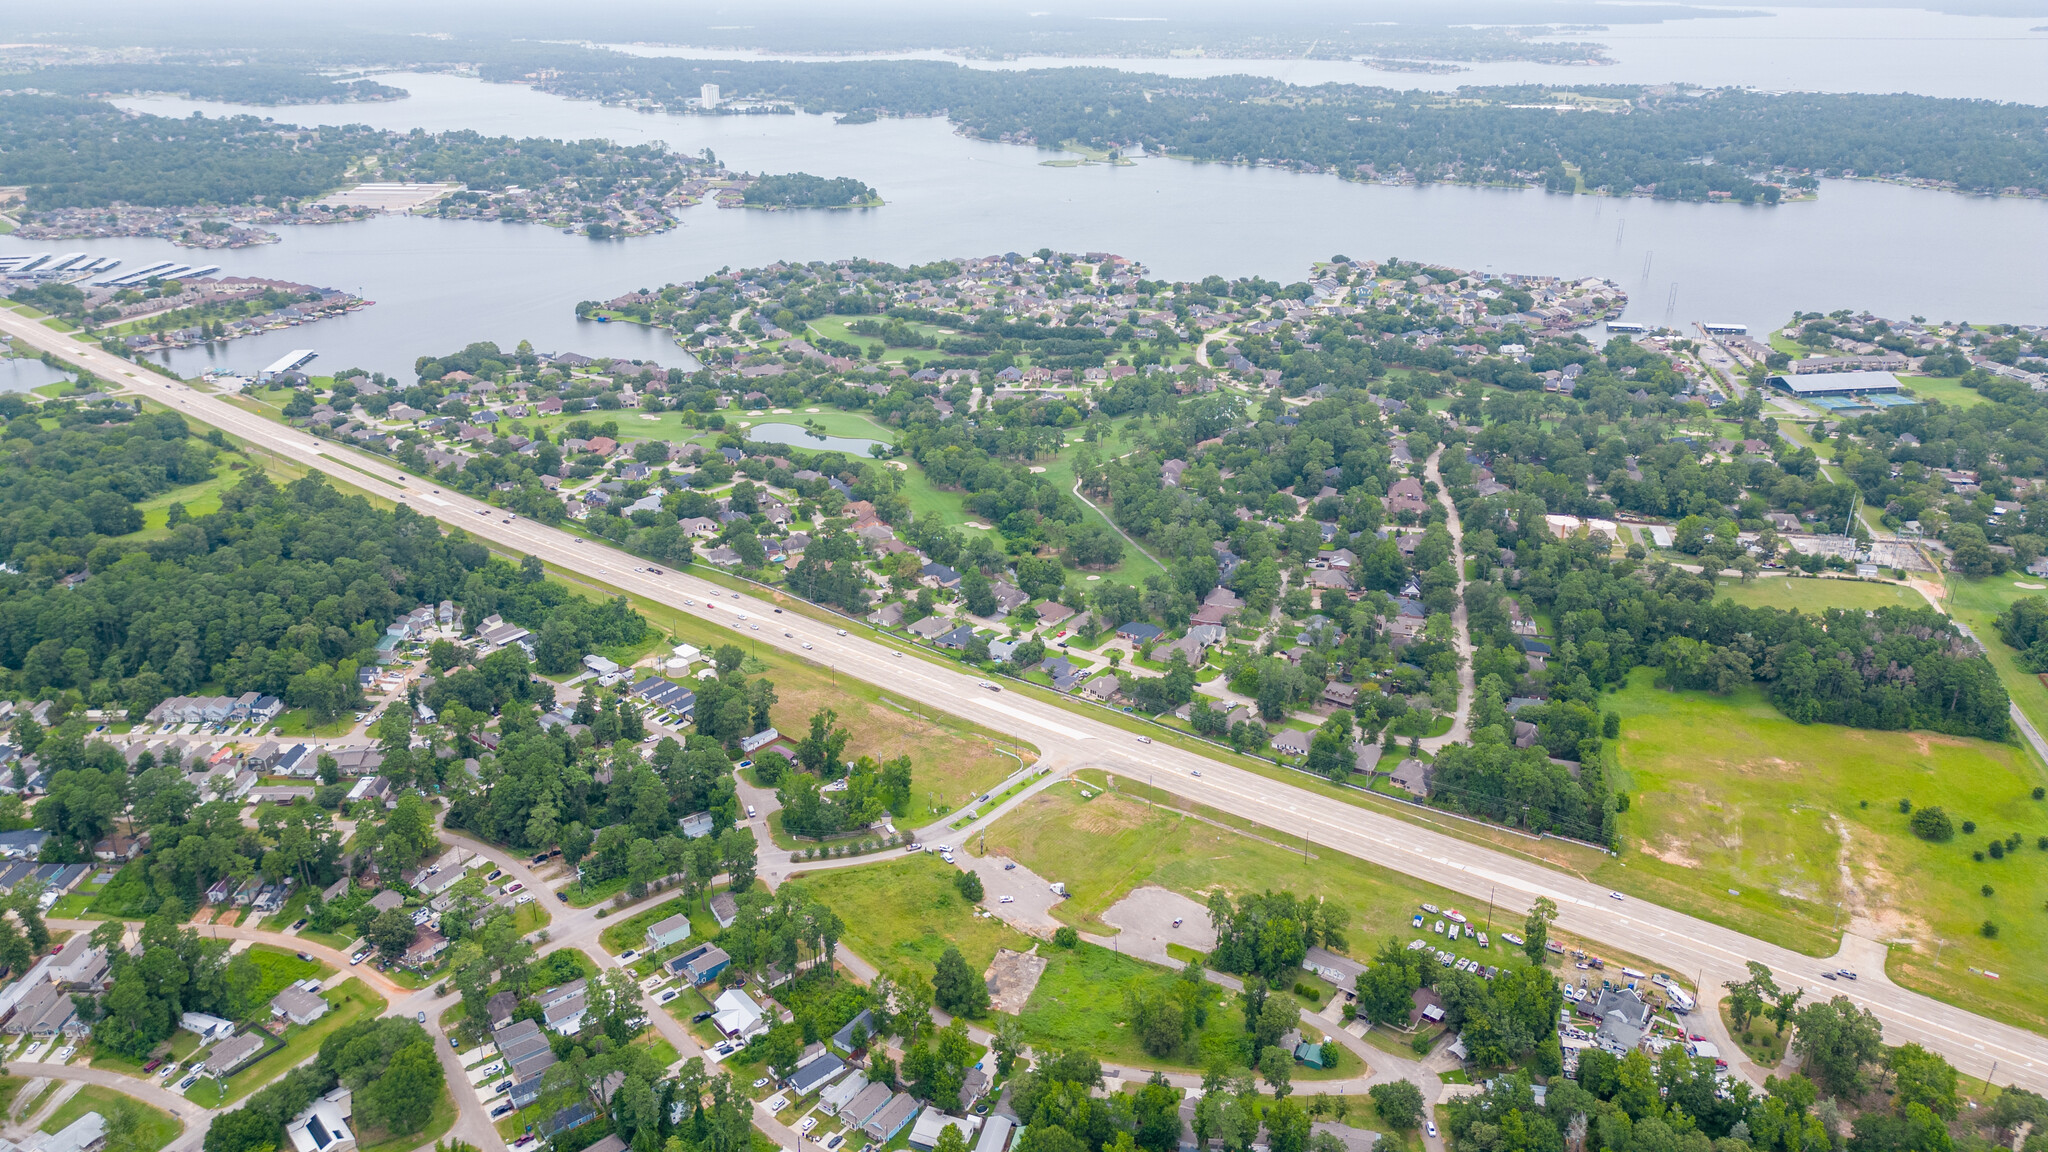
left=40, top=1085, right=182, bottom=1152
left=121, top=459, right=245, bottom=540
left=1939, top=573, right=2048, bottom=767
left=87, top=862, right=155, bottom=919
left=356, top=1089, right=457, bottom=1152
left=1719, top=1000, right=1790, bottom=1068
left=242, top=944, right=331, bottom=1015
left=596, top=889, right=725, bottom=956
left=1896, top=375, right=1989, bottom=408
left=1715, top=576, right=1926, bottom=615
left=184, top=977, right=384, bottom=1107
left=1603, top=668, right=2048, bottom=1031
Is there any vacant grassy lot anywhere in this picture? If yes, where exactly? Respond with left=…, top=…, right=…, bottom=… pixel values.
left=983, top=776, right=1469, bottom=956
left=1605, top=669, right=2048, bottom=1030
left=1897, top=375, right=1988, bottom=408
left=41, top=1085, right=181, bottom=1152
left=1940, top=574, right=2048, bottom=761
left=597, top=890, right=725, bottom=956
left=797, top=854, right=1343, bottom=1072
left=1715, top=576, right=1925, bottom=614
left=243, top=944, right=330, bottom=1015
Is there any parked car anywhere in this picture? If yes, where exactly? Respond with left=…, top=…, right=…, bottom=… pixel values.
left=659, top=989, right=679, bottom=1003
left=290, top=918, right=308, bottom=931
left=557, top=891, right=569, bottom=903
left=618, top=949, right=639, bottom=962
left=350, top=949, right=371, bottom=965
left=491, top=1104, right=514, bottom=1118
left=692, top=1011, right=714, bottom=1023
left=296, top=952, right=312, bottom=962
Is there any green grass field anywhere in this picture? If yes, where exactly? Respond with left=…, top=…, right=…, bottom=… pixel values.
left=1605, top=669, right=2048, bottom=1031
left=40, top=1085, right=181, bottom=1152
left=1715, top=576, right=1926, bottom=614
left=1897, top=375, right=1988, bottom=408
left=597, top=890, right=725, bottom=955
left=242, top=944, right=331, bottom=1015
left=794, top=854, right=1348, bottom=1073
left=1939, top=573, right=2048, bottom=763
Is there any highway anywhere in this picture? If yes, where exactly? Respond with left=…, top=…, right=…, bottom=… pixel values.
left=5, top=307, right=2047, bottom=1093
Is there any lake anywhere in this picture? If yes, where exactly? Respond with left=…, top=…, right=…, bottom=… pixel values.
left=1, top=70, right=2036, bottom=380
left=744, top=423, right=889, bottom=454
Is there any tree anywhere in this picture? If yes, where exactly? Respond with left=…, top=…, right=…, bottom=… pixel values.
left=992, top=1016, right=1026, bottom=1076
left=1909, top=806, right=1954, bottom=842
left=1264, top=1092, right=1308, bottom=1152
left=368, top=908, right=417, bottom=963
left=1885, top=1044, right=1959, bottom=1120
left=796, top=708, right=852, bottom=777
left=933, top=1125, right=969, bottom=1152
left=932, top=946, right=989, bottom=1016
left=955, top=870, right=984, bottom=903
left=1523, top=896, right=1557, bottom=963
left=1793, top=996, right=1884, bottom=1095
left=1368, top=1080, right=1424, bottom=1130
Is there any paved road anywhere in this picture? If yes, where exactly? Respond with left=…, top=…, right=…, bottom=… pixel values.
left=7, top=311, right=2048, bottom=1093
left=2, top=1062, right=211, bottom=1152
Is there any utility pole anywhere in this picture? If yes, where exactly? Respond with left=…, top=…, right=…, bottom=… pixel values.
left=1485, top=886, right=1495, bottom=932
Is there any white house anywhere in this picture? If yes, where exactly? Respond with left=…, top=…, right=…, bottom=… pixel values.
left=286, top=1087, right=357, bottom=1152
left=711, top=988, right=768, bottom=1040
left=180, top=1011, right=236, bottom=1039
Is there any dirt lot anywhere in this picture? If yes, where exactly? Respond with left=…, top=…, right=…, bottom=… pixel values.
left=984, top=947, right=1049, bottom=1015
left=1101, top=885, right=1216, bottom=965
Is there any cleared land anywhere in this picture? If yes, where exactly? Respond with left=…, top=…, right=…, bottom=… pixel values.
left=1606, top=670, right=2048, bottom=1030
left=1715, top=576, right=1925, bottom=614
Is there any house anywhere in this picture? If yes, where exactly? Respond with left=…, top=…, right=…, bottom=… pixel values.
left=908, top=615, right=956, bottom=640
left=1034, top=601, right=1076, bottom=629
left=285, top=1087, right=357, bottom=1152
left=271, top=982, right=330, bottom=1026
left=497, top=1019, right=559, bottom=1104
left=909, top=1110, right=980, bottom=1151
left=3, top=983, right=73, bottom=1036
left=1115, top=621, right=1163, bottom=644
left=180, top=1011, right=236, bottom=1039
left=487, top=991, right=519, bottom=1030
left=821, top=1072, right=871, bottom=1116
left=863, top=1095, right=923, bottom=1143
left=206, top=1032, right=268, bottom=1075
left=1082, top=674, right=1120, bottom=701
left=41, top=1113, right=109, bottom=1152
left=1577, top=986, right=1653, bottom=1053
left=1385, top=477, right=1428, bottom=516
left=1388, top=758, right=1432, bottom=798
left=709, top=891, right=739, bottom=929
left=712, top=987, right=769, bottom=1040
left=1270, top=729, right=1312, bottom=757
left=935, top=624, right=980, bottom=651
left=677, top=944, right=731, bottom=985
left=1322, top=682, right=1359, bottom=707
left=789, top=1051, right=848, bottom=1096
left=987, top=582, right=1030, bottom=616
left=1512, top=720, right=1540, bottom=749
left=679, top=811, right=718, bottom=839
left=738, top=729, right=781, bottom=755
left=1310, top=1124, right=1378, bottom=1152
left=841, top=1082, right=896, bottom=1129
left=958, top=1067, right=990, bottom=1111
left=1294, top=1039, right=1327, bottom=1069
left=920, top=563, right=962, bottom=590
left=404, top=928, right=449, bottom=969
left=645, top=913, right=693, bottom=951
left=830, top=1008, right=876, bottom=1054
left=544, top=989, right=588, bottom=1034
left=368, top=890, right=404, bottom=914
left=0, top=829, right=49, bottom=859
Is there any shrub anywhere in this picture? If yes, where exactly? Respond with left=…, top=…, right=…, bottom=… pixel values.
left=2034, top=787, right=2046, bottom=800
left=1899, top=798, right=1913, bottom=814
left=1982, top=921, right=1999, bottom=938
left=2038, top=836, right=2048, bottom=851
left=1909, top=805, right=1954, bottom=842
left=954, top=870, right=984, bottom=902
left=1974, top=852, right=1986, bottom=862
left=1989, top=840, right=2006, bottom=860
left=1982, top=885, right=1996, bottom=897
left=1053, top=926, right=1078, bottom=948
left=1962, top=820, right=1978, bottom=834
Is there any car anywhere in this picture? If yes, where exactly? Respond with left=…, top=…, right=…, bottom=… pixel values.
left=619, top=949, right=639, bottom=962
left=492, top=1104, right=515, bottom=1119
left=1136, top=735, right=1151, bottom=743
left=1609, top=891, right=1626, bottom=900
left=531, top=852, right=549, bottom=864
left=802, top=642, right=813, bottom=649
left=144, top=1059, right=163, bottom=1073
left=557, top=891, right=570, bottom=903
left=290, top=918, right=308, bottom=930
left=503, top=882, right=524, bottom=895
left=732, top=593, right=740, bottom=599
left=1413, top=914, right=1424, bottom=928
left=716, top=1043, right=735, bottom=1056
left=1838, top=969, right=1858, bottom=980
left=487, top=869, right=504, bottom=882
left=737, top=613, right=748, bottom=620
left=650, top=567, right=663, bottom=574
left=751, top=624, right=760, bottom=630
left=1428, top=1122, right=1438, bottom=1139
left=453, top=1036, right=462, bottom=1048
left=738, top=759, right=755, bottom=769
left=1003, top=862, right=1016, bottom=870
left=516, top=894, right=535, bottom=905
left=893, top=651, right=902, bottom=658
left=1821, top=971, right=1837, bottom=979
left=836, top=629, right=847, bottom=636
left=685, top=599, right=695, bottom=606
left=747, top=805, right=758, bottom=818
left=826, top=1136, right=845, bottom=1150
left=179, top=1075, right=198, bottom=1091
left=999, top=895, right=1014, bottom=904
left=753, top=1077, right=771, bottom=1089
left=800, top=1119, right=818, bottom=1135
left=350, top=949, right=370, bottom=965
left=1190, top=769, right=1201, bottom=777
left=660, top=989, right=679, bottom=1003
left=693, top=1011, right=715, bottom=1023
left=906, top=842, right=923, bottom=852
left=784, top=631, right=792, bottom=637
left=417, top=1011, right=426, bottom=1022
left=296, top=951, right=312, bottom=962
left=501, top=518, right=511, bottom=523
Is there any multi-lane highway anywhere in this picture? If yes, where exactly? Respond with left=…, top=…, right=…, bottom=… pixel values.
left=5, top=307, right=2046, bottom=1093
